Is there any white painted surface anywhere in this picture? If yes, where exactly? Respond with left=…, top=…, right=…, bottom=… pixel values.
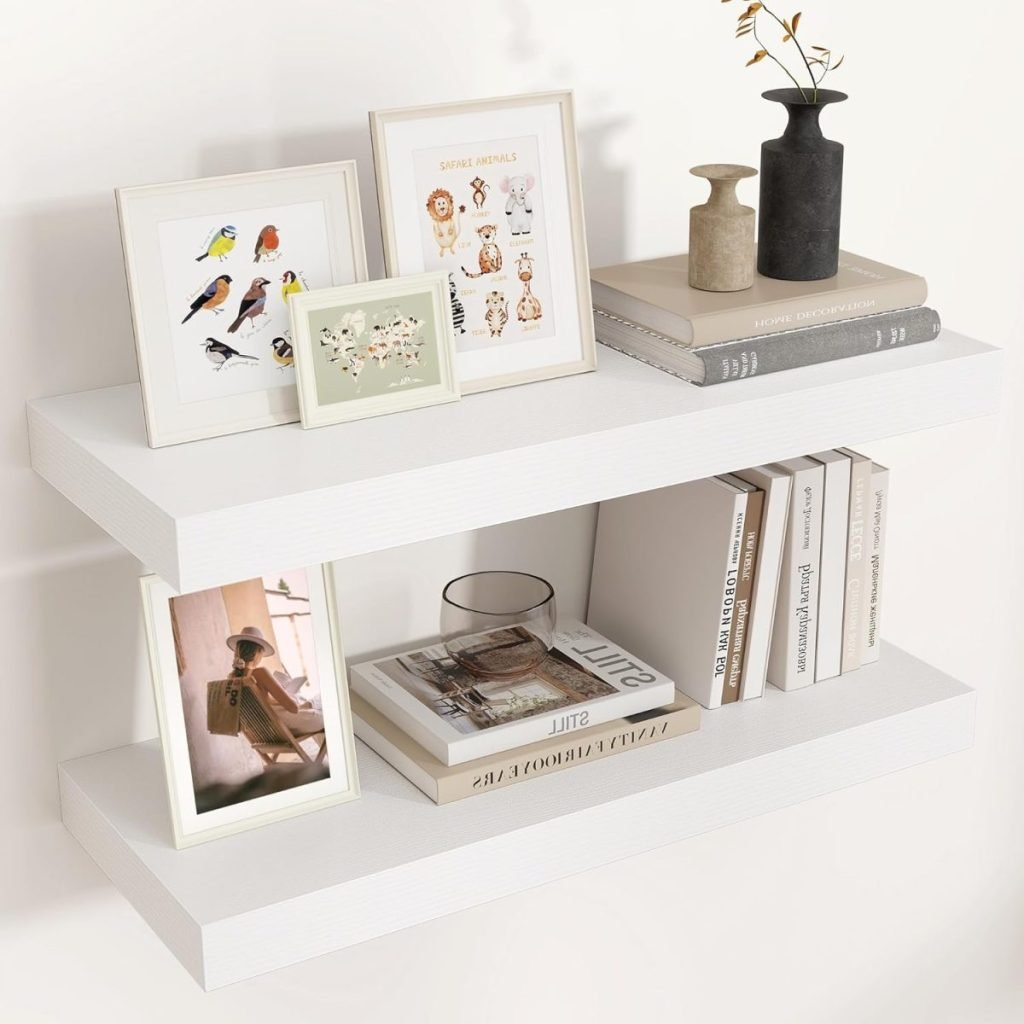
left=28, top=333, right=1000, bottom=592
left=4, top=1, right=1022, bottom=1020
left=58, top=644, right=973, bottom=989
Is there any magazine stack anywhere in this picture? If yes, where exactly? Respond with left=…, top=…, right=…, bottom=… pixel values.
left=350, top=621, right=700, bottom=804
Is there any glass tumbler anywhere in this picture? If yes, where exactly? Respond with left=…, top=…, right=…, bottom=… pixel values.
left=440, top=571, right=556, bottom=679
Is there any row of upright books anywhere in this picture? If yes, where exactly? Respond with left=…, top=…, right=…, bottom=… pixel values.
left=588, top=450, right=889, bottom=708
left=347, top=451, right=888, bottom=803
left=590, top=250, right=941, bottom=385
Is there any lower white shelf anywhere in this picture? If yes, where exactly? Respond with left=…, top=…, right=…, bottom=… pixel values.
left=60, top=642, right=973, bottom=990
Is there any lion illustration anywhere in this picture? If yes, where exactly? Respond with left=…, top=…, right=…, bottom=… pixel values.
left=425, top=187, right=465, bottom=257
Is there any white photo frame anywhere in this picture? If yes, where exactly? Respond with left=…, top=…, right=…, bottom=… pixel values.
left=117, top=162, right=368, bottom=447
left=370, top=91, right=596, bottom=394
left=289, top=272, right=461, bottom=429
left=140, top=566, right=360, bottom=848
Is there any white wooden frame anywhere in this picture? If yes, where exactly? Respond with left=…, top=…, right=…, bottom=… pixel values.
left=370, top=91, right=596, bottom=394
left=140, top=567, right=360, bottom=848
left=117, top=162, right=368, bottom=447
left=289, top=272, right=461, bottom=429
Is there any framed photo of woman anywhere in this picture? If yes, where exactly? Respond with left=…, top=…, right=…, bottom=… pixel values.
left=141, top=566, right=359, bottom=848
left=117, top=162, right=368, bottom=447
left=370, top=91, right=596, bottom=394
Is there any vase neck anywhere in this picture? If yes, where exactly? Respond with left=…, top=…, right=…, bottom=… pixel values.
left=705, top=178, right=741, bottom=210
left=782, top=102, right=825, bottom=143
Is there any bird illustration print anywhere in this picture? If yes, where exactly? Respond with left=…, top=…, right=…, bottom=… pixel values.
left=195, top=226, right=237, bottom=262
left=227, top=277, right=271, bottom=334
left=181, top=275, right=232, bottom=323
left=203, top=338, right=258, bottom=370
left=280, top=270, right=303, bottom=304
left=253, top=225, right=280, bottom=263
left=271, top=336, right=294, bottom=369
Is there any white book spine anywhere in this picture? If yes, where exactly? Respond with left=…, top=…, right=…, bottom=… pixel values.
left=710, top=495, right=747, bottom=704
left=812, top=454, right=852, bottom=682
left=841, top=456, right=873, bottom=673
left=862, top=467, right=890, bottom=664
left=767, top=464, right=823, bottom=690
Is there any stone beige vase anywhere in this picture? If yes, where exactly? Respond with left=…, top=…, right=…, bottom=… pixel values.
left=688, top=164, right=758, bottom=292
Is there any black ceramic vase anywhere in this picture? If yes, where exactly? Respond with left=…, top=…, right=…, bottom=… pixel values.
left=757, top=88, right=847, bottom=281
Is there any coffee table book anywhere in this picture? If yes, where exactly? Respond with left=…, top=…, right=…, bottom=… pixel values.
left=349, top=621, right=676, bottom=767
left=351, top=692, right=700, bottom=804
left=590, top=250, right=928, bottom=348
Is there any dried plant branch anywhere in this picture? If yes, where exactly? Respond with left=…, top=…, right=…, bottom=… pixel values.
left=725, top=0, right=844, bottom=100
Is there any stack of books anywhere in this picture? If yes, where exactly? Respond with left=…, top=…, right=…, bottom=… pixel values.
left=349, top=620, right=701, bottom=804
left=587, top=450, right=889, bottom=708
left=590, top=251, right=941, bottom=385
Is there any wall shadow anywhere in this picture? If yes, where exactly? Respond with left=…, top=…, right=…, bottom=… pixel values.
left=198, top=124, right=385, bottom=280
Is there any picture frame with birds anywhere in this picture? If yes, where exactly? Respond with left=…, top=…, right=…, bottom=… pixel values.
left=117, top=162, right=368, bottom=447
left=289, top=272, right=462, bottom=429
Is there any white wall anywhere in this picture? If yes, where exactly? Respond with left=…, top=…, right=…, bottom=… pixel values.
left=3, top=1, right=1022, bottom=1020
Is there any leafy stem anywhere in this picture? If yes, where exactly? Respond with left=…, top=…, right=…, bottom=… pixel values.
left=728, top=1, right=844, bottom=101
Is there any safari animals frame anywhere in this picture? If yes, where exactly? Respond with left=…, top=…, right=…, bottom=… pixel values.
left=370, top=91, right=597, bottom=394
left=117, top=163, right=368, bottom=447
left=288, top=272, right=460, bottom=429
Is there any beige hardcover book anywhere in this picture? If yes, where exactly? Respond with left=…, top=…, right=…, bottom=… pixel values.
left=352, top=693, right=700, bottom=805
left=767, top=457, right=825, bottom=691
left=862, top=464, right=890, bottom=665
left=590, top=251, right=928, bottom=347
left=718, top=477, right=765, bottom=705
left=838, top=448, right=874, bottom=674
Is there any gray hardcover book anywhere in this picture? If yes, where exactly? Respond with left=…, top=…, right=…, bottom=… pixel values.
left=595, top=307, right=942, bottom=386
left=697, top=307, right=942, bottom=384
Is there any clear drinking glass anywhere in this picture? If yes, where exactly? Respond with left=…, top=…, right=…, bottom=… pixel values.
left=440, top=571, right=556, bottom=679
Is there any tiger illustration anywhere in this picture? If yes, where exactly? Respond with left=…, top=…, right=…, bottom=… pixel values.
left=461, top=224, right=502, bottom=278
left=485, top=291, right=509, bottom=338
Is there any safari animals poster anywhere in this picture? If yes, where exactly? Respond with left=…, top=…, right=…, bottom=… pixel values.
left=157, top=201, right=334, bottom=405
left=412, top=135, right=555, bottom=354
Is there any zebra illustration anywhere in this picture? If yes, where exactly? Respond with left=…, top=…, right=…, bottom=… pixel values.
left=448, top=273, right=466, bottom=334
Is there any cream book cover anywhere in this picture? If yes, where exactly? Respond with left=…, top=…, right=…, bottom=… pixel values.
left=767, top=457, right=825, bottom=691
left=590, top=250, right=928, bottom=347
left=352, top=693, right=700, bottom=804
left=587, top=476, right=748, bottom=710
left=862, top=464, right=890, bottom=665
left=810, top=450, right=854, bottom=682
left=838, top=448, right=874, bottom=673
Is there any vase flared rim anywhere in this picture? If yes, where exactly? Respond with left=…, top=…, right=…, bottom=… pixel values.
left=690, top=163, right=758, bottom=182
left=762, top=88, right=848, bottom=106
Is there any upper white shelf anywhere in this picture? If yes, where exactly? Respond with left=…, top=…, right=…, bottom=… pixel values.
left=29, top=332, right=1000, bottom=592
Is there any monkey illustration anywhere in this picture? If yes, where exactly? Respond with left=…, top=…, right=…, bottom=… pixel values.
left=470, top=175, right=489, bottom=210
left=461, top=224, right=502, bottom=279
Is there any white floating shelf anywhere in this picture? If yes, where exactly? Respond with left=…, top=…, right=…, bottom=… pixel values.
left=29, top=333, right=1000, bottom=592
left=60, top=643, right=973, bottom=990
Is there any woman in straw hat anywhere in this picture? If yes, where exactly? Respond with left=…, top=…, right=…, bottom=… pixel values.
left=227, top=625, right=325, bottom=736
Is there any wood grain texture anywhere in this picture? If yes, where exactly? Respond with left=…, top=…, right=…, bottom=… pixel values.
left=59, top=643, right=974, bottom=989
left=27, top=333, right=1002, bottom=592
